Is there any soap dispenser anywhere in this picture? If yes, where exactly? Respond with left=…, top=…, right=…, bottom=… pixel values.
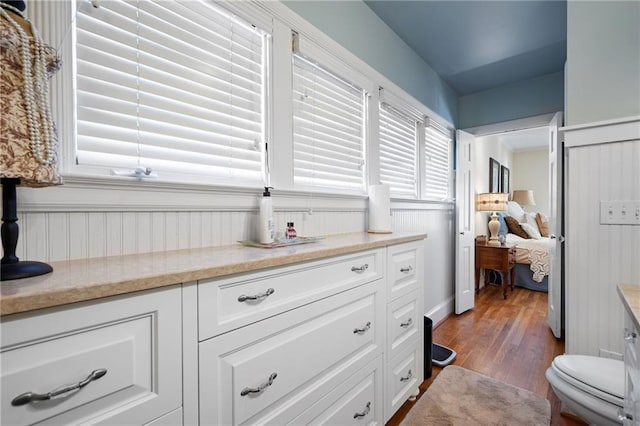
left=258, top=187, right=274, bottom=244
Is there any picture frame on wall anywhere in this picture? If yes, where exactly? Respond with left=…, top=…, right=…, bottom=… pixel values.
left=489, top=157, right=500, bottom=192
left=501, top=165, right=510, bottom=195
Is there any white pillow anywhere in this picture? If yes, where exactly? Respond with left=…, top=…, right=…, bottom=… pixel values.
left=506, top=201, right=525, bottom=222
left=520, top=222, right=542, bottom=239
left=523, top=212, right=540, bottom=233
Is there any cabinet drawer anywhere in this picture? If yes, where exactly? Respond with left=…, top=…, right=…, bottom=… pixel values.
left=386, top=345, right=422, bottom=421
left=1, top=287, right=181, bottom=426
left=199, top=249, right=384, bottom=340
left=199, top=280, right=384, bottom=426
left=292, top=356, right=383, bottom=425
left=387, top=241, right=423, bottom=301
left=387, top=291, right=421, bottom=361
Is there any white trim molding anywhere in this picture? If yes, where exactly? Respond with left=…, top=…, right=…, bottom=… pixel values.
left=17, top=175, right=367, bottom=213
left=561, top=116, right=640, bottom=148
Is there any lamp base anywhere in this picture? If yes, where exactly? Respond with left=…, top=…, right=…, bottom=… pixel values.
left=1, top=261, right=52, bottom=281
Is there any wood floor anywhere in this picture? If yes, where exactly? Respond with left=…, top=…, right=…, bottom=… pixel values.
left=387, top=284, right=586, bottom=426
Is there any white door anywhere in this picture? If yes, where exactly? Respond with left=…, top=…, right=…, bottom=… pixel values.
left=548, top=112, right=564, bottom=338
left=455, top=130, right=475, bottom=314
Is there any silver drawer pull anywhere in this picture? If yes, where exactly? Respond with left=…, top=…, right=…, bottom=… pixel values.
left=625, top=328, right=637, bottom=341
left=353, top=401, right=371, bottom=419
left=400, top=318, right=413, bottom=328
left=240, top=372, right=277, bottom=397
left=400, top=266, right=413, bottom=273
left=11, top=368, right=107, bottom=406
left=400, top=369, right=413, bottom=382
left=353, top=321, right=371, bottom=334
left=618, top=408, right=634, bottom=421
left=238, top=288, right=275, bottom=303
left=351, top=264, right=369, bottom=273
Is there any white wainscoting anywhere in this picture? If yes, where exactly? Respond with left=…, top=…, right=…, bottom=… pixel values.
left=14, top=209, right=367, bottom=263
left=11, top=196, right=455, bottom=323
left=565, top=118, right=640, bottom=356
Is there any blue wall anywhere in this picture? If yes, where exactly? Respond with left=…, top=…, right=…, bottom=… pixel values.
left=458, top=71, right=565, bottom=129
left=282, top=0, right=459, bottom=126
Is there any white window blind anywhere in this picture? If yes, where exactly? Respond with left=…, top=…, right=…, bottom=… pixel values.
left=424, top=119, right=453, bottom=201
left=74, top=0, right=267, bottom=185
left=379, top=102, right=418, bottom=199
left=292, top=54, right=366, bottom=192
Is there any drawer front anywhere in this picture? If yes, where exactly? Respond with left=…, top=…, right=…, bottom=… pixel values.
left=387, top=241, right=424, bottom=301
left=199, top=249, right=384, bottom=340
left=199, top=281, right=384, bottom=426
left=387, top=291, right=420, bottom=361
left=386, top=345, right=421, bottom=421
left=1, top=287, right=181, bottom=426
left=293, top=356, right=383, bottom=426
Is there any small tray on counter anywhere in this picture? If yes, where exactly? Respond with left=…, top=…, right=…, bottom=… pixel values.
left=238, top=236, right=324, bottom=249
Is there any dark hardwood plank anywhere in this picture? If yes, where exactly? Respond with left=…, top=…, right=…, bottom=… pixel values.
left=386, top=284, right=586, bottom=426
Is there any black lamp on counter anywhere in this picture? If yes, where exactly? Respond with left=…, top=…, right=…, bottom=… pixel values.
left=1, top=0, right=62, bottom=281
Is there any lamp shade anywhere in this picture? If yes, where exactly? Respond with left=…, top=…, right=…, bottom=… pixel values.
left=476, top=193, right=508, bottom=212
left=512, top=190, right=536, bottom=206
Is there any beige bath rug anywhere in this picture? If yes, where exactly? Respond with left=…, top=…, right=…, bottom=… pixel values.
left=400, top=365, right=551, bottom=426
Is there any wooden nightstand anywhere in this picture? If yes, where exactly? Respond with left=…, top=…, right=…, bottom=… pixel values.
left=475, top=243, right=516, bottom=299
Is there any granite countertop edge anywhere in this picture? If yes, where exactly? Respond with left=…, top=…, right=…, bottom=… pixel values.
left=1, top=232, right=426, bottom=317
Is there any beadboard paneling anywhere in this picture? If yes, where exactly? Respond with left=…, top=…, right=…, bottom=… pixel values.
left=392, top=206, right=456, bottom=324
left=566, top=138, right=640, bottom=356
left=13, top=209, right=366, bottom=263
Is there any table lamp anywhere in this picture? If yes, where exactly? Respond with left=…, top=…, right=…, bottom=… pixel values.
left=476, top=193, right=508, bottom=246
left=1, top=2, right=62, bottom=280
left=512, top=190, right=536, bottom=212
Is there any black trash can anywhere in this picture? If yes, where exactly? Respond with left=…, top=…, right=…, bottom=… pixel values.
left=424, top=315, right=433, bottom=379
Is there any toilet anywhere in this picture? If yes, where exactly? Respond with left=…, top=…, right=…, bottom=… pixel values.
left=545, top=354, right=625, bottom=425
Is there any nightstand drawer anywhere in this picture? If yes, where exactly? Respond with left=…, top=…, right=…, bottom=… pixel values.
left=475, top=245, right=513, bottom=270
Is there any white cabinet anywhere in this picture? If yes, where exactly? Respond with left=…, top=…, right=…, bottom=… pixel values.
left=0, top=236, right=426, bottom=426
left=623, top=312, right=640, bottom=425
left=196, top=239, right=425, bottom=425
left=384, top=240, right=424, bottom=421
left=0, top=286, right=182, bottom=426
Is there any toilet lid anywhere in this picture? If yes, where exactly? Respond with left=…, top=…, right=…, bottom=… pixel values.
left=553, top=355, right=624, bottom=401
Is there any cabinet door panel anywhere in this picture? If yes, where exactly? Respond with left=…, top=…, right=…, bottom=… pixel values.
left=1, top=287, right=181, bottom=426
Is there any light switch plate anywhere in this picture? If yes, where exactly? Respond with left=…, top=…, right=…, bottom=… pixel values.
left=600, top=200, right=640, bottom=225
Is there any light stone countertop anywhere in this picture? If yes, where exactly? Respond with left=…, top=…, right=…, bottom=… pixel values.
left=618, top=284, right=640, bottom=330
left=0, top=232, right=426, bottom=316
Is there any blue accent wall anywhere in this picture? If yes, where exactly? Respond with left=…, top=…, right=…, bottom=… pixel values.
left=458, top=71, right=564, bottom=129
left=282, top=0, right=458, bottom=126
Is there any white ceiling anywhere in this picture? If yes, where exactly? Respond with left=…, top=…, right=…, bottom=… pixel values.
left=494, top=126, right=548, bottom=152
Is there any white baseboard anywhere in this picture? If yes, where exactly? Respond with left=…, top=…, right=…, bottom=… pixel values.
left=425, top=295, right=455, bottom=328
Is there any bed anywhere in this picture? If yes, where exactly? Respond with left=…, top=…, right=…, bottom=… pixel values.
left=491, top=201, right=553, bottom=293
left=505, top=234, right=552, bottom=292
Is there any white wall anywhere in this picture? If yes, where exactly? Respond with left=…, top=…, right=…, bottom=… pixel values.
left=512, top=148, right=549, bottom=216
left=565, top=137, right=640, bottom=356
left=473, top=134, right=513, bottom=236
left=566, top=1, right=640, bottom=125
left=564, top=0, right=640, bottom=356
